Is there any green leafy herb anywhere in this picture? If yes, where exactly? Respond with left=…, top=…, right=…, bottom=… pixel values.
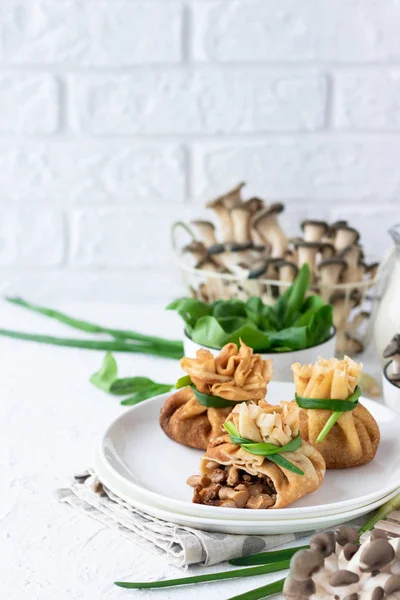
left=114, top=560, right=290, bottom=589
left=168, top=264, right=333, bottom=353
left=90, top=352, right=174, bottom=405
left=223, top=422, right=304, bottom=475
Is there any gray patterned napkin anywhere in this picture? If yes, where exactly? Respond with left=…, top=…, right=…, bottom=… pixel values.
left=55, top=469, right=310, bottom=567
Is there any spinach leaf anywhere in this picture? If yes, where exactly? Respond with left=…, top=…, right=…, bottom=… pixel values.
left=306, top=305, right=333, bottom=347
left=268, top=326, right=308, bottom=350
left=212, top=299, right=246, bottom=320
left=283, top=263, right=310, bottom=327
left=90, top=351, right=118, bottom=392
left=166, top=298, right=212, bottom=327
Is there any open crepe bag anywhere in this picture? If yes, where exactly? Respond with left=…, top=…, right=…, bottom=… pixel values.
left=160, top=341, right=273, bottom=450
left=187, top=401, right=325, bottom=509
left=292, top=356, right=380, bottom=469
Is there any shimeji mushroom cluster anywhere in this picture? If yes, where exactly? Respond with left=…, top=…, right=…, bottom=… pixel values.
left=180, top=183, right=379, bottom=354
left=283, top=526, right=400, bottom=600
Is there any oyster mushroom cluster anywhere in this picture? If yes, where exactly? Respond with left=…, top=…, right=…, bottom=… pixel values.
left=284, top=526, right=400, bottom=600
left=178, top=183, right=379, bottom=354
left=383, top=335, right=400, bottom=388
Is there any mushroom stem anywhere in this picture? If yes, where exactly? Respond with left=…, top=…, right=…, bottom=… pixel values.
left=230, top=207, right=251, bottom=243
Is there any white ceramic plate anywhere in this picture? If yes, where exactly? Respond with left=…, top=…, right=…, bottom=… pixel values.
left=94, top=382, right=400, bottom=523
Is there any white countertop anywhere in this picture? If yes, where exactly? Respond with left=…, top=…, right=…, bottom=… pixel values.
left=0, top=301, right=382, bottom=600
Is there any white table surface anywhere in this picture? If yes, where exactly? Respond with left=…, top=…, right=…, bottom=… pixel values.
left=0, top=301, right=382, bottom=600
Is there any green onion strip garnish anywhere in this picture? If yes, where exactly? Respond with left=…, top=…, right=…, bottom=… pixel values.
left=295, top=385, right=361, bottom=443
left=175, top=375, right=247, bottom=408
left=224, top=422, right=304, bottom=476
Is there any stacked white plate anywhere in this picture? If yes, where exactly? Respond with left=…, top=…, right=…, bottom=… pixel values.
left=94, top=382, right=400, bottom=535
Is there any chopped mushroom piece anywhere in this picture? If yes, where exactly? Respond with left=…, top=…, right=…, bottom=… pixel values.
left=252, top=203, right=288, bottom=258
left=301, top=219, right=329, bottom=243
left=190, top=220, right=217, bottom=247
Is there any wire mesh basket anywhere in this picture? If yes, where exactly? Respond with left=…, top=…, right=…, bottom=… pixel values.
left=171, top=221, right=389, bottom=356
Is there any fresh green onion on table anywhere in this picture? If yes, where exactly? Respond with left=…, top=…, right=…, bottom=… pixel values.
left=2, top=297, right=184, bottom=360
left=114, top=493, right=400, bottom=598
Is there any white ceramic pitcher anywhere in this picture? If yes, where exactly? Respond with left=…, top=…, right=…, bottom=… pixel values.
left=374, top=224, right=400, bottom=362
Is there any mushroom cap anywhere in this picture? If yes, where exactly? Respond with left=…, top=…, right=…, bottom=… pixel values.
left=359, top=538, right=395, bottom=571
left=301, top=219, right=329, bottom=232
left=340, top=243, right=364, bottom=260
left=243, top=197, right=265, bottom=214
left=207, top=243, right=226, bottom=255
left=274, top=259, right=299, bottom=274
left=191, top=219, right=216, bottom=230
left=334, top=525, right=359, bottom=547
left=384, top=575, right=400, bottom=594
left=329, top=570, right=360, bottom=587
left=283, top=574, right=315, bottom=600
left=253, top=203, right=285, bottom=225
left=343, top=542, right=360, bottom=561
left=293, top=240, right=322, bottom=249
left=383, top=334, right=400, bottom=358
left=318, top=257, right=348, bottom=270
left=230, top=242, right=254, bottom=252
left=333, top=224, right=360, bottom=241
left=310, top=532, right=335, bottom=558
left=248, top=260, right=269, bottom=279
left=370, top=530, right=388, bottom=541
left=289, top=549, right=324, bottom=581
left=206, top=182, right=246, bottom=208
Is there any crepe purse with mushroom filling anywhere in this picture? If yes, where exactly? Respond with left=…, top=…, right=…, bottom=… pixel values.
left=292, top=356, right=380, bottom=469
left=187, top=401, right=325, bottom=509
left=160, top=341, right=273, bottom=450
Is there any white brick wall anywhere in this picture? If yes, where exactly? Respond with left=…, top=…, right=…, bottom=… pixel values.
left=0, top=0, right=399, bottom=304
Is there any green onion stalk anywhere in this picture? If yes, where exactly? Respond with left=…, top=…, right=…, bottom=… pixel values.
left=2, top=297, right=184, bottom=360
left=114, top=493, right=400, bottom=598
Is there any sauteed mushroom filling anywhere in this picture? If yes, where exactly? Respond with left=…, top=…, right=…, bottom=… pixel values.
left=187, top=464, right=277, bottom=509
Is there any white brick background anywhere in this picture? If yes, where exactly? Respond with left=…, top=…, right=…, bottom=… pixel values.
left=0, top=0, right=399, bottom=304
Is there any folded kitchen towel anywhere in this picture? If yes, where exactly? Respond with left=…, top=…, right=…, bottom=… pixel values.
left=55, top=468, right=310, bottom=567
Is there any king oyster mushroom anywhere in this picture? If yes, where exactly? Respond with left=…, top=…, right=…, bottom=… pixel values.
left=294, top=241, right=322, bottom=281
left=317, top=257, right=347, bottom=287
left=333, top=224, right=361, bottom=253
left=252, top=203, right=288, bottom=258
left=206, top=183, right=245, bottom=242
left=301, top=219, right=329, bottom=243
left=383, top=334, right=400, bottom=386
left=340, top=244, right=366, bottom=284
left=190, top=220, right=217, bottom=247
left=243, top=196, right=265, bottom=215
